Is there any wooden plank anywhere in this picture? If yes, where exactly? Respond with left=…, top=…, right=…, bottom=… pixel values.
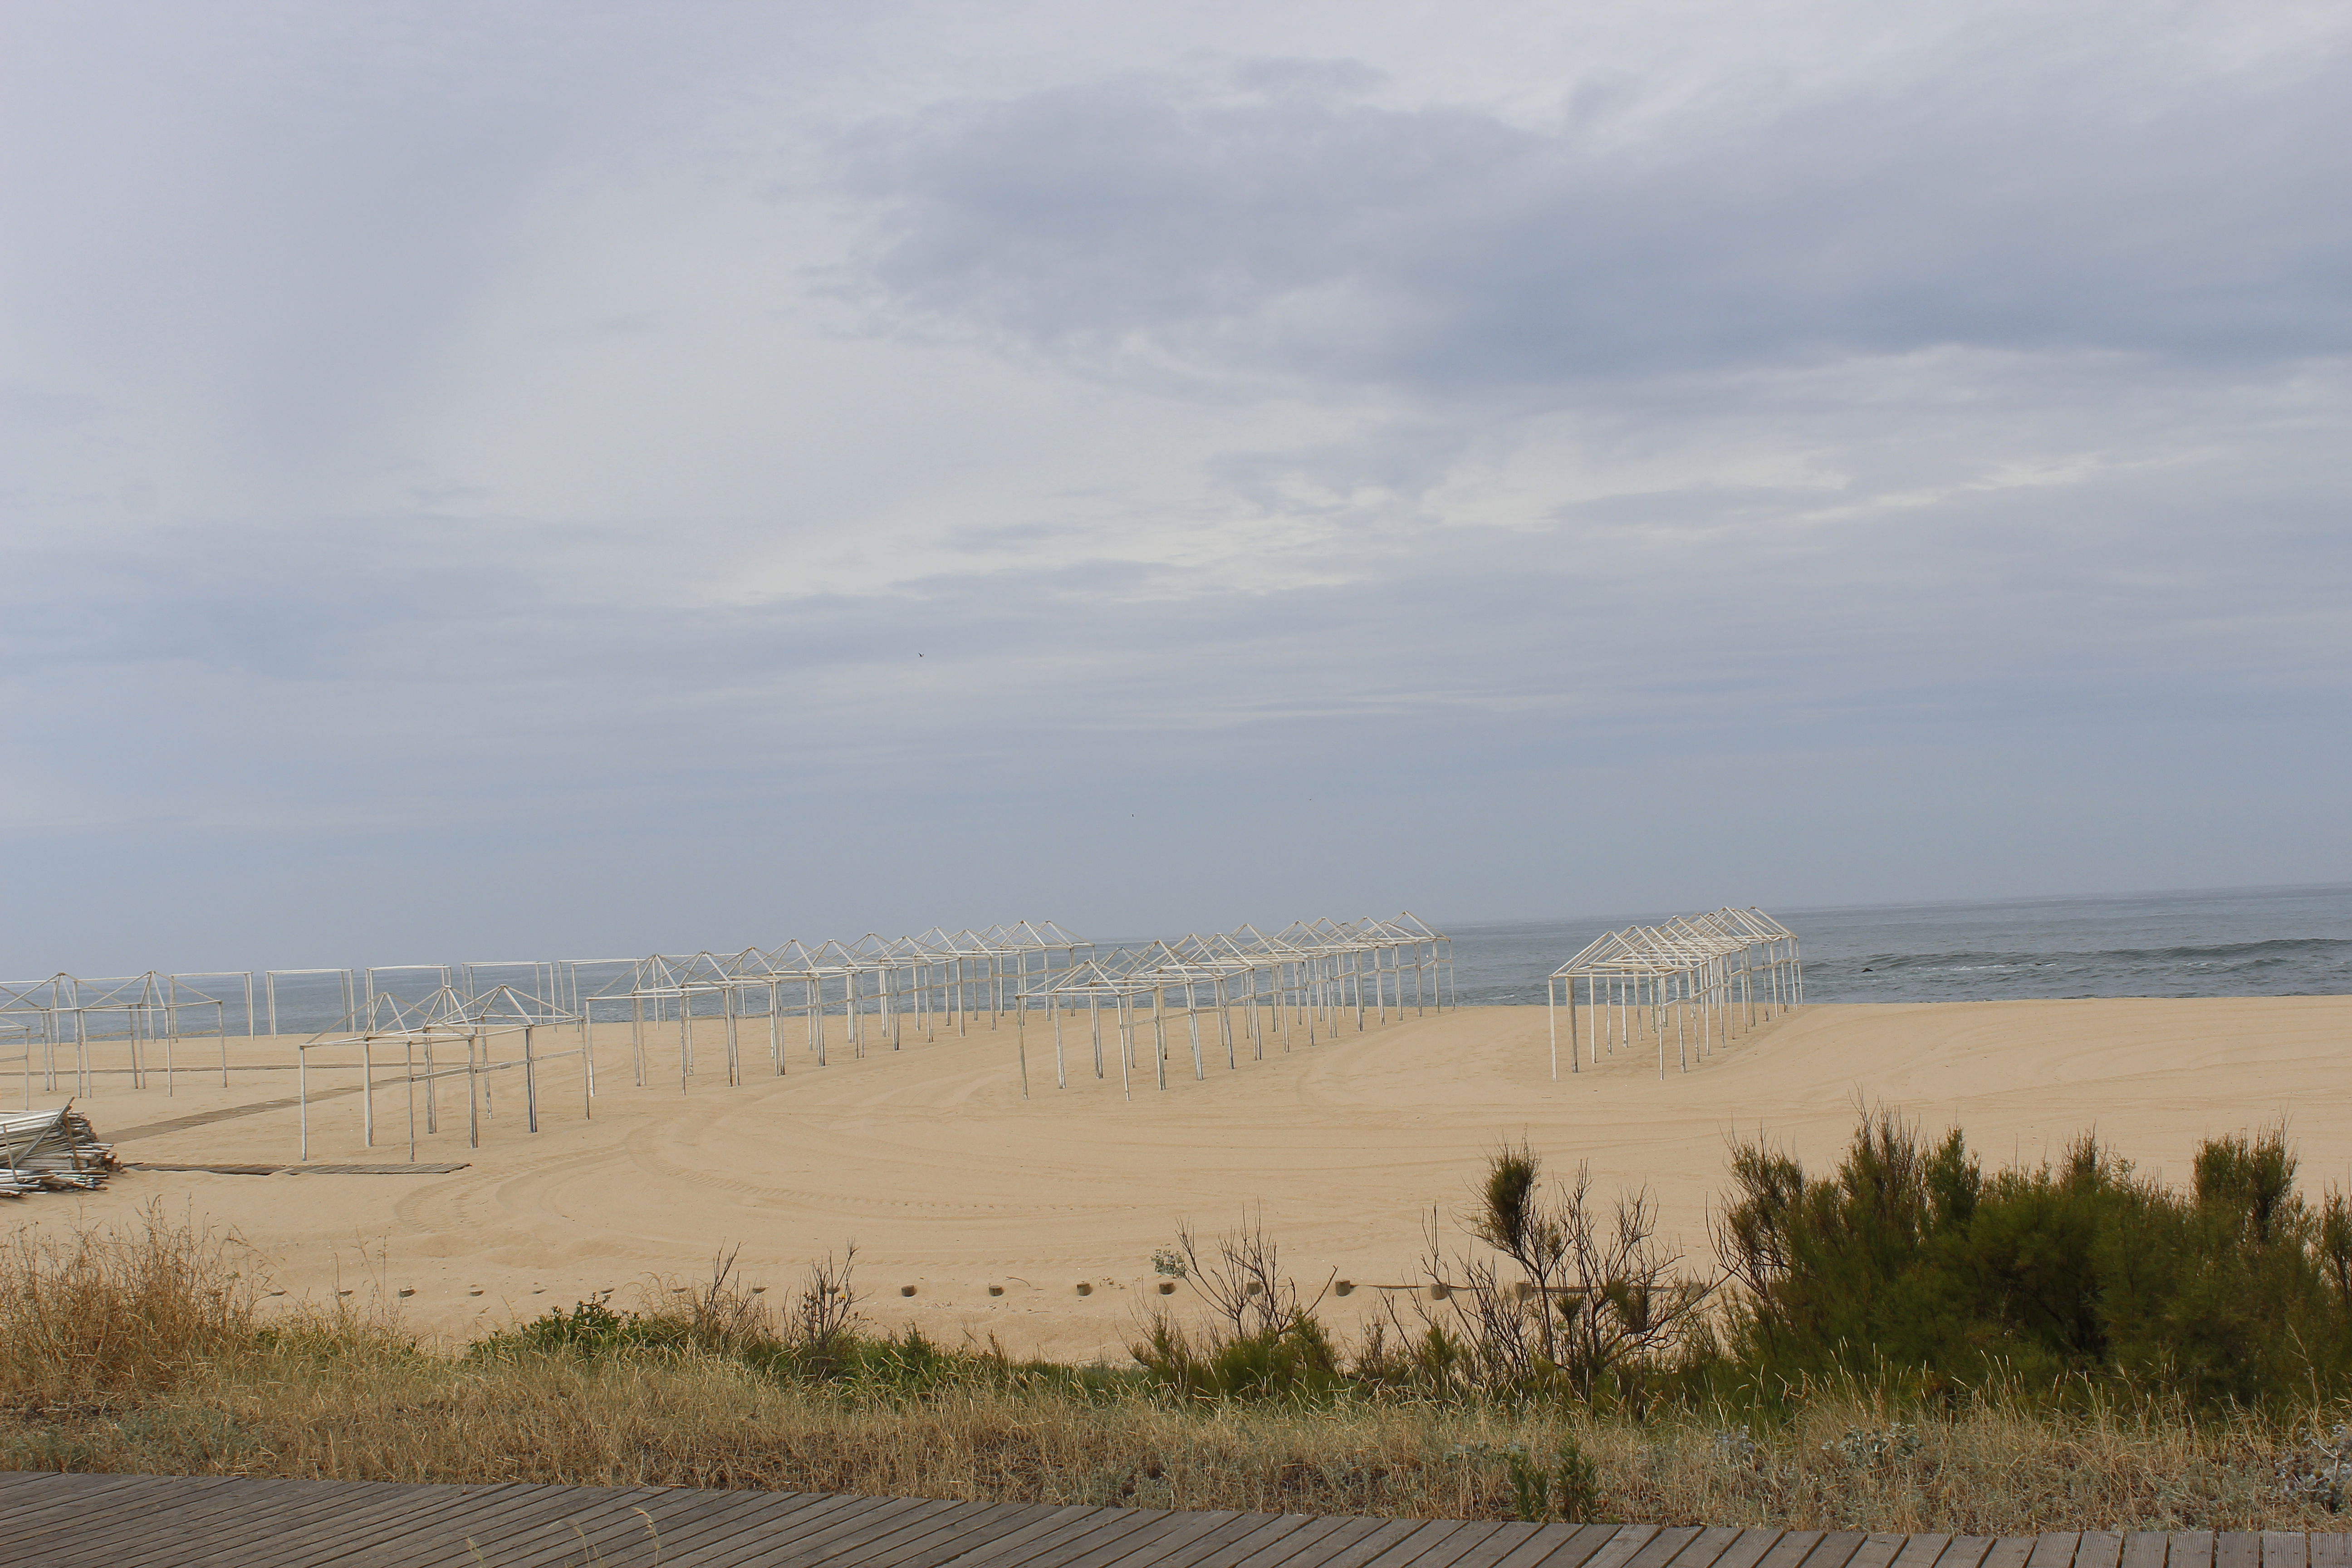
left=1404, top=1522, right=1520, bottom=1568
left=477, top=1485, right=762, bottom=1568
left=0, top=1471, right=74, bottom=1497
left=236, top=1480, right=567, bottom=1568
left=949, top=1503, right=1169, bottom=1568
left=1803, top=1534, right=1872, bottom=1568
left=643, top=1490, right=941, bottom=1568
left=1111, top=1509, right=1312, bottom=1568
left=902, top=1503, right=1112, bottom=1568
left=1444, top=1522, right=1554, bottom=1568
left=1710, top=1532, right=1792, bottom=1568
left=175, top=1479, right=540, bottom=1568
left=0, top=1472, right=141, bottom=1506
left=1847, top=1535, right=1911, bottom=1568
left=374, top=1482, right=732, bottom=1568
left=750, top=1499, right=1021, bottom=1568
left=813, top=1495, right=1072, bottom=1568
left=170, top=1478, right=505, bottom=1568
left=2027, top=1536, right=2083, bottom=1568
left=1220, top=1514, right=1370, bottom=1568
left=1888, top=1535, right=1951, bottom=1568
left=11, top=1474, right=310, bottom=1563
left=1352, top=1519, right=1482, bottom=1568
left=0, top=1482, right=214, bottom=1558
left=1491, top=1523, right=1628, bottom=1568
left=992, top=1505, right=1215, bottom=1568
left=1283, top=1516, right=1427, bottom=1568
left=0, top=1472, right=249, bottom=1532
left=54, top=1476, right=2351, bottom=1568
left=555, top=1485, right=861, bottom=1568
left=931, top=1503, right=1138, bottom=1568
left=1664, top=1526, right=1760, bottom=1568
left=1623, top=1529, right=1710, bottom=1568
left=248, top=1481, right=590, bottom=1568
left=862, top=1503, right=1088, bottom=1568
left=1307, top=1519, right=1468, bottom=1568
left=589, top=1489, right=905, bottom=1568
left=366, top=1480, right=720, bottom=1568
left=753, top=1495, right=994, bottom=1567
left=0, top=1473, right=220, bottom=1548
left=653, top=1492, right=939, bottom=1568
left=1016, top=1507, right=1224, bottom=1568
left=1580, top=1527, right=1668, bottom=1568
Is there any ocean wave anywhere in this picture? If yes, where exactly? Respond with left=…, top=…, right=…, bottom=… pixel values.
left=1439, top=891, right=2352, bottom=1005
left=1818, top=937, right=2349, bottom=973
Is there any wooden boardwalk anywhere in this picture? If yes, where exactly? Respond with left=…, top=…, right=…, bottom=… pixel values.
left=0, top=1472, right=2344, bottom=1568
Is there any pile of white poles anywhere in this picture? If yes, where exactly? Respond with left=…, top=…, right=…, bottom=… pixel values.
left=0, top=1104, right=118, bottom=1196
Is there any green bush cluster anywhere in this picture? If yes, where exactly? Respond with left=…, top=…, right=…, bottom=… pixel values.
left=476, top=1294, right=1002, bottom=1394
left=1130, top=1312, right=1348, bottom=1403
left=1716, top=1113, right=2352, bottom=1409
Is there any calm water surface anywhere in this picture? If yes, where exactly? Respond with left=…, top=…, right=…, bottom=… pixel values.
left=1444, top=883, right=2352, bottom=1005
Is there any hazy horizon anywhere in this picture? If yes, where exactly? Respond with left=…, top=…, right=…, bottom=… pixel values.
left=14, top=877, right=2352, bottom=983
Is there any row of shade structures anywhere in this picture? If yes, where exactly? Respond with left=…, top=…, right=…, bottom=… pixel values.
left=0, top=971, right=255, bottom=1099
left=290, top=922, right=1099, bottom=1157
left=574, top=921, right=1097, bottom=1091
left=289, top=914, right=1453, bottom=1156
left=0, top=964, right=584, bottom=1102
left=1544, top=908, right=1803, bottom=1078
left=1025, top=914, right=1453, bottom=1099
left=0, top=1104, right=118, bottom=1196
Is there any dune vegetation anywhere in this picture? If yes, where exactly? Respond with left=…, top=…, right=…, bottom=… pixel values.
left=7, top=1112, right=2352, bottom=1531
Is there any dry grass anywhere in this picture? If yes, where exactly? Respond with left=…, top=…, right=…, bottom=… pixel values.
left=0, top=1200, right=261, bottom=1405
left=1, top=1209, right=2346, bottom=1531
left=6, top=1348, right=2342, bottom=1530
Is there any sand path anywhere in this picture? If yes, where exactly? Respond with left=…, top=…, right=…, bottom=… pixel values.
left=10, top=997, right=2347, bottom=1361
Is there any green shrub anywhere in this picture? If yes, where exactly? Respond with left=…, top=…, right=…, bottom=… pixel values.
left=1132, top=1312, right=1346, bottom=1403
left=1715, top=1112, right=2352, bottom=1410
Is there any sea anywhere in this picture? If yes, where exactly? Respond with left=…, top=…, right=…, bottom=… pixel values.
left=1445, top=883, right=2352, bottom=1006
left=157, top=882, right=2352, bottom=1036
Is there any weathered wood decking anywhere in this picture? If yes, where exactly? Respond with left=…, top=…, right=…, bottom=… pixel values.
left=0, top=1472, right=2343, bottom=1568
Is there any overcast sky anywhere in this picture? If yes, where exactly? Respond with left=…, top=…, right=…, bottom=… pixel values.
left=4, top=0, right=2348, bottom=972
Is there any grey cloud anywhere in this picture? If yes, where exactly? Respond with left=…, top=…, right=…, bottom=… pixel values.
left=5, top=5, right=2351, bottom=969
left=843, top=46, right=2352, bottom=388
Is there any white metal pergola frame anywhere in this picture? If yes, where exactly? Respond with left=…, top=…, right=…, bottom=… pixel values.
left=1544, top=906, right=1803, bottom=1079
left=297, top=983, right=592, bottom=1161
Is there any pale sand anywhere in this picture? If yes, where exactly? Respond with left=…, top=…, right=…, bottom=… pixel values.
left=9, top=997, right=2349, bottom=1362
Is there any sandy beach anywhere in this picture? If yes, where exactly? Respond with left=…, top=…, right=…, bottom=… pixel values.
left=10, top=996, right=2350, bottom=1362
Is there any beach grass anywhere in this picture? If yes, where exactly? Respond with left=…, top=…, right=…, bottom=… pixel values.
left=3, top=1202, right=2349, bottom=1531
